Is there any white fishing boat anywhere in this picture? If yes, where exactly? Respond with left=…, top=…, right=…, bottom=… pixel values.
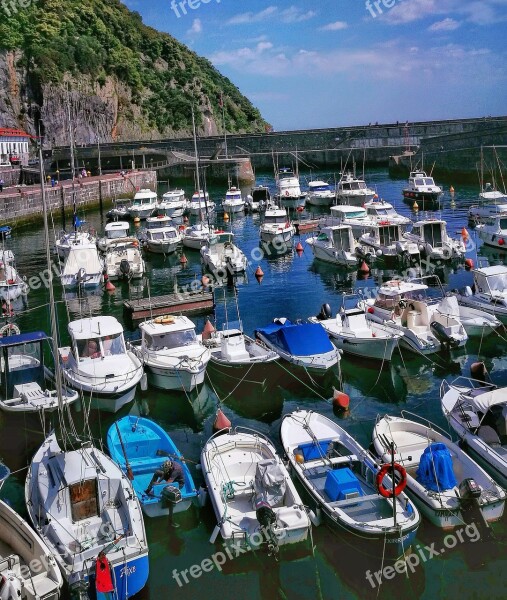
left=363, top=199, right=412, bottom=228
left=245, top=185, right=271, bottom=212
left=0, top=461, right=63, bottom=600
left=129, top=315, right=210, bottom=391
left=0, top=250, right=29, bottom=301
left=128, top=188, right=158, bottom=220
left=55, top=228, right=96, bottom=259
left=468, top=183, right=507, bottom=222
left=259, top=206, right=295, bottom=246
left=404, top=217, right=465, bottom=260
left=182, top=222, right=214, bottom=250
left=455, top=265, right=507, bottom=322
left=201, top=426, right=311, bottom=555
left=222, top=186, right=245, bottom=214
left=97, top=221, right=130, bottom=252
left=305, top=225, right=358, bottom=267
left=475, top=213, right=507, bottom=250
left=336, top=172, right=376, bottom=206
left=441, top=377, right=507, bottom=488
left=144, top=215, right=182, bottom=254
left=358, top=222, right=420, bottom=264
left=322, top=204, right=374, bottom=238
left=59, top=316, right=144, bottom=412
left=402, top=171, right=442, bottom=207
left=158, top=188, right=188, bottom=217
left=0, top=331, right=79, bottom=413
left=281, top=410, right=420, bottom=557
left=200, top=231, right=248, bottom=274
left=363, top=278, right=468, bottom=355
left=309, top=300, right=402, bottom=362
left=436, top=293, right=501, bottom=337
left=373, top=413, right=505, bottom=529
left=60, top=243, right=104, bottom=289
left=106, top=197, right=131, bottom=220
left=274, top=167, right=306, bottom=205
left=188, top=190, right=215, bottom=216
left=104, top=237, right=145, bottom=280
left=306, top=180, right=335, bottom=207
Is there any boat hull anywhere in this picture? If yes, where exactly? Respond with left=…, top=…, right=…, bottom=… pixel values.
left=306, top=241, right=358, bottom=267
left=144, top=364, right=206, bottom=392
left=145, top=241, right=180, bottom=254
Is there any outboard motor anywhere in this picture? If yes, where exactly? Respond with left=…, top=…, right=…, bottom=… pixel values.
left=316, top=303, right=332, bottom=321
left=430, top=321, right=459, bottom=349
left=0, top=571, right=22, bottom=600
left=76, top=267, right=87, bottom=284
left=254, top=497, right=276, bottom=529
left=119, top=259, right=131, bottom=278
left=458, top=478, right=492, bottom=539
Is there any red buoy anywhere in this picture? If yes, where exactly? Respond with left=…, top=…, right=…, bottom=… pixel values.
left=332, top=387, right=350, bottom=410
left=255, top=266, right=264, bottom=284
left=461, top=227, right=469, bottom=241
left=358, top=260, right=370, bottom=274
left=295, top=242, right=304, bottom=252
left=213, top=408, right=231, bottom=433
left=183, top=215, right=189, bottom=223
left=201, top=319, right=215, bottom=340
left=95, top=553, right=114, bottom=593
left=464, top=258, right=474, bottom=270
left=105, top=280, right=116, bottom=292
left=296, top=206, right=304, bottom=212
left=180, top=253, right=188, bottom=265
left=201, top=274, right=210, bottom=287
left=499, top=238, right=505, bottom=246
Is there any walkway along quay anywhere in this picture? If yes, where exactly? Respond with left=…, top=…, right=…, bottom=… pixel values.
left=0, top=170, right=157, bottom=227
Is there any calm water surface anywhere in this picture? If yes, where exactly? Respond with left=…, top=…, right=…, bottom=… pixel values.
left=1, top=168, right=506, bottom=600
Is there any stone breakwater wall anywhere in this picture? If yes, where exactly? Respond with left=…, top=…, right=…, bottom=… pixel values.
left=0, top=171, right=157, bottom=226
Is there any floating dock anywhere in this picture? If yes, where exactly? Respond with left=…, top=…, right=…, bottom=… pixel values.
left=123, top=291, right=215, bottom=324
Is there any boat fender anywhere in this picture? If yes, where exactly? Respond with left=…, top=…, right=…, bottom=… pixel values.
left=317, top=303, right=332, bottom=320
left=398, top=299, right=408, bottom=309
left=95, top=552, right=115, bottom=594
left=376, top=463, right=407, bottom=498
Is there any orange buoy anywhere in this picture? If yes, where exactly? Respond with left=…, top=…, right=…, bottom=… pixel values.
left=180, top=253, right=188, bottom=265
left=358, top=260, right=370, bottom=274
left=213, top=408, right=231, bottom=433
left=296, top=206, right=304, bottom=213
left=178, top=224, right=186, bottom=231
left=332, top=387, right=350, bottom=410
left=255, top=266, right=264, bottom=284
left=461, top=227, right=469, bottom=241
left=412, top=201, right=419, bottom=210
left=201, top=319, right=215, bottom=340
left=201, top=274, right=210, bottom=286
left=295, top=242, right=304, bottom=252
left=470, top=361, right=488, bottom=383
left=450, top=185, right=455, bottom=195
left=133, top=217, right=141, bottom=225
left=223, top=212, right=230, bottom=221
left=105, top=279, right=116, bottom=292
left=464, top=258, right=474, bottom=270
left=373, top=193, right=378, bottom=199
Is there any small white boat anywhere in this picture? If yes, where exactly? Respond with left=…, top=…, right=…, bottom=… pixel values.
left=476, top=213, right=507, bottom=249
left=158, top=188, right=188, bottom=217
left=468, top=183, right=507, bottom=222
left=404, top=217, right=465, bottom=260
left=336, top=172, right=376, bottom=206
left=455, top=265, right=507, bottom=322
left=281, top=410, right=420, bottom=557
left=97, top=221, right=130, bottom=252
left=259, top=206, right=295, bottom=246
left=104, top=237, right=145, bottom=280
left=309, top=300, right=402, bottom=362
left=130, top=315, right=210, bottom=391
left=441, top=377, right=507, bottom=488
left=129, top=188, right=158, bottom=219
left=201, top=426, right=311, bottom=554
left=306, top=180, right=335, bottom=207
left=200, top=231, right=248, bottom=274
left=59, top=316, right=144, bottom=412
left=274, top=167, right=306, bottom=205
left=306, top=225, right=358, bottom=267
left=245, top=185, right=271, bottom=212
left=55, top=228, right=96, bottom=259
left=402, top=171, right=443, bottom=207
left=188, top=190, right=215, bottom=216
left=322, top=204, right=375, bottom=238
left=373, top=413, right=505, bottom=529
left=182, top=222, right=214, bottom=250
left=0, top=461, right=63, bottom=600
left=364, top=199, right=412, bottom=228
left=144, top=215, right=182, bottom=254
left=60, top=243, right=104, bottom=289
left=222, top=186, right=245, bottom=213
left=0, top=250, right=29, bottom=301
left=437, top=293, right=500, bottom=336
left=106, top=197, right=131, bottom=219
left=358, top=222, right=420, bottom=263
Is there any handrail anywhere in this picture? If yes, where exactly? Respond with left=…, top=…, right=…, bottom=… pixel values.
left=399, top=410, right=452, bottom=440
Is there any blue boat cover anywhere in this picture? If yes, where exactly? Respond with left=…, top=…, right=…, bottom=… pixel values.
left=416, top=442, right=457, bottom=492
left=0, top=331, right=48, bottom=348
left=256, top=320, right=333, bottom=356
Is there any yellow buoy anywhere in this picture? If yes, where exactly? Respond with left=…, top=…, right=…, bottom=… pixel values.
left=412, top=201, right=419, bottom=211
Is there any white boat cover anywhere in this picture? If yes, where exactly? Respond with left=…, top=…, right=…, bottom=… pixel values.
left=469, top=388, right=507, bottom=413
left=63, top=245, right=102, bottom=275
left=253, top=458, right=286, bottom=507
left=438, top=295, right=460, bottom=317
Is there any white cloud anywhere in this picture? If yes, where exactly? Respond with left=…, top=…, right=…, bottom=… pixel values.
left=226, top=6, right=278, bottom=25
left=384, top=0, right=507, bottom=26
left=280, top=6, right=316, bottom=23
left=320, top=21, right=348, bottom=31
left=429, top=18, right=461, bottom=31
left=187, top=18, right=202, bottom=36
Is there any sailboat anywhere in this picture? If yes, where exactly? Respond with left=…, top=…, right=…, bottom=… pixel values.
left=25, top=141, right=149, bottom=599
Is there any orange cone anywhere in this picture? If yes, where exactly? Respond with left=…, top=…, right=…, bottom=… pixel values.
left=213, top=408, right=231, bottom=433
left=201, top=319, right=215, bottom=340
left=358, top=261, right=370, bottom=273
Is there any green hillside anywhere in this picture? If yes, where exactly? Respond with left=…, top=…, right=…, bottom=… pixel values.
left=0, top=0, right=268, bottom=136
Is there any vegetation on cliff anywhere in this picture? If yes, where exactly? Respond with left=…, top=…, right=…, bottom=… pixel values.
left=0, top=0, right=268, bottom=137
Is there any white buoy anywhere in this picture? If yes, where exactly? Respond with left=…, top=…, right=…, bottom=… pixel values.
left=197, top=485, right=208, bottom=508
left=209, top=524, right=220, bottom=544
left=140, top=373, right=148, bottom=391
left=308, top=507, right=322, bottom=527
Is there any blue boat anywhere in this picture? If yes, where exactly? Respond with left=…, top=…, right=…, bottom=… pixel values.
left=107, top=415, right=199, bottom=518
left=254, top=318, right=340, bottom=371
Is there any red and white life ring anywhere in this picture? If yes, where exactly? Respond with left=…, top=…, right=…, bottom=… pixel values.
left=0, top=323, right=20, bottom=337
left=376, top=462, right=407, bottom=498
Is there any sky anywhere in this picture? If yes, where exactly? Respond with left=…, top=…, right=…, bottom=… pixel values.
left=123, top=0, right=507, bottom=131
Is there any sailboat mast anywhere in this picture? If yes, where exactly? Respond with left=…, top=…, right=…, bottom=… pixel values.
left=192, top=107, right=201, bottom=194
left=67, top=91, right=78, bottom=234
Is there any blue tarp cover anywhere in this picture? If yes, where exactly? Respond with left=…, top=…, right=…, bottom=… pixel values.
left=256, top=320, right=333, bottom=356
left=416, top=442, right=457, bottom=492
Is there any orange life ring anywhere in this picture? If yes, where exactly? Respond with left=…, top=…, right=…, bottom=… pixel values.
left=376, top=462, right=407, bottom=498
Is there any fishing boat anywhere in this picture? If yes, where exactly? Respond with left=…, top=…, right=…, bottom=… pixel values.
left=475, top=213, right=507, bottom=250
left=200, top=231, right=248, bottom=274
left=59, top=316, right=144, bottom=412
left=254, top=318, right=340, bottom=371
left=106, top=197, right=131, bottom=220
left=441, top=376, right=507, bottom=487
left=363, top=199, right=412, bottom=228
left=144, top=215, right=182, bottom=254
left=403, top=217, right=465, bottom=260
left=107, top=415, right=199, bottom=518
left=158, top=188, right=188, bottom=218
left=358, top=222, right=420, bottom=264
left=60, top=243, right=104, bottom=289
left=336, top=172, right=376, bottom=206
left=468, top=183, right=507, bottom=222
left=402, top=171, right=442, bottom=207
left=104, top=237, right=145, bottom=280
left=201, top=426, right=311, bottom=555
left=274, top=167, right=306, bottom=205
left=259, top=206, right=295, bottom=246
left=129, top=315, right=210, bottom=391
left=222, top=185, right=245, bottom=214
left=309, top=299, right=402, bottom=362
left=306, top=180, right=335, bottom=207
left=0, top=461, right=63, bottom=600
left=0, top=250, right=29, bottom=301
left=305, top=225, right=358, bottom=267
left=372, top=413, right=505, bottom=529
left=129, top=188, right=158, bottom=220
left=455, top=265, right=507, bottom=322
left=245, top=185, right=271, bottom=212
left=0, top=331, right=79, bottom=413
left=188, top=190, right=215, bottom=216
left=97, top=221, right=130, bottom=252
left=55, top=227, right=96, bottom=260
left=182, top=222, right=214, bottom=250
left=281, top=410, right=420, bottom=557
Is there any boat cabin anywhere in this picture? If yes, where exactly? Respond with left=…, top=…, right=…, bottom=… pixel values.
left=330, top=206, right=368, bottom=222
left=67, top=317, right=126, bottom=362
left=162, top=189, right=186, bottom=202
left=146, top=215, right=173, bottom=230
left=316, top=226, right=354, bottom=251
left=373, top=281, right=430, bottom=311
left=408, top=171, right=436, bottom=188
left=473, top=266, right=507, bottom=298
left=140, top=316, right=198, bottom=351
left=251, top=186, right=271, bottom=203
left=132, top=189, right=158, bottom=206
left=411, top=219, right=446, bottom=245
left=225, top=187, right=242, bottom=201
left=369, top=223, right=404, bottom=245
left=264, top=209, right=289, bottom=225
left=104, top=221, right=130, bottom=240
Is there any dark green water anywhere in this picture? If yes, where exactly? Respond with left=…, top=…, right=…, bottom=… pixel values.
left=1, top=168, right=506, bottom=599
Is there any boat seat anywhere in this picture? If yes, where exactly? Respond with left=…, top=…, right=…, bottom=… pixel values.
left=457, top=410, right=480, bottom=429
left=477, top=425, right=501, bottom=447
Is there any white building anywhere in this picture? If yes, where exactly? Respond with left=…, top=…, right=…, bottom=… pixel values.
left=0, top=128, right=31, bottom=166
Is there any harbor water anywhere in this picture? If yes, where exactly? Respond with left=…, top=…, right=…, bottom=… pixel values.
left=0, top=167, right=506, bottom=599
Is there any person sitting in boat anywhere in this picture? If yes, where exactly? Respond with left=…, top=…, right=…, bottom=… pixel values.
left=144, top=460, right=184, bottom=496
left=82, top=339, right=102, bottom=359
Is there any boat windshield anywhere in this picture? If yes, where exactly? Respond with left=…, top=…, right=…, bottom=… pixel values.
left=77, top=338, right=102, bottom=360
left=226, top=193, right=242, bottom=201
left=107, top=228, right=128, bottom=239
left=424, top=178, right=435, bottom=185
left=332, top=229, right=351, bottom=250
left=378, top=225, right=400, bottom=245
left=482, top=273, right=507, bottom=293
left=265, top=215, right=287, bottom=224
left=102, top=333, right=126, bottom=356
left=1, top=341, right=43, bottom=396
left=500, top=218, right=507, bottom=229
left=146, top=329, right=197, bottom=350
left=414, top=178, right=425, bottom=186
left=148, top=231, right=165, bottom=240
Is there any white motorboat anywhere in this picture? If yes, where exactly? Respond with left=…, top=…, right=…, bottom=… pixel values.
left=306, top=180, right=335, bottom=207
left=222, top=186, right=245, bottom=213
left=188, top=190, right=215, bottom=216
left=0, top=461, right=63, bottom=600
left=129, top=188, right=158, bottom=219
left=476, top=213, right=507, bottom=250
left=144, top=215, right=182, bottom=254
left=104, top=237, right=145, bottom=280
left=364, top=278, right=468, bottom=355
left=468, top=183, right=507, bottom=222
left=158, top=188, right=188, bottom=217
left=402, top=171, right=442, bottom=207
left=200, top=231, right=248, bottom=274
left=245, top=185, right=271, bottom=212
left=437, top=293, right=500, bottom=337
left=455, top=265, right=507, bottom=322
left=0, top=250, right=29, bottom=301
left=254, top=318, right=340, bottom=371
left=60, top=243, right=104, bottom=289
left=281, top=410, right=420, bottom=557
left=201, top=426, right=311, bottom=554
left=404, top=217, right=465, bottom=260
left=358, top=222, right=420, bottom=264
left=182, top=222, right=214, bottom=250
left=97, top=221, right=130, bottom=252
left=363, top=199, right=412, bottom=228
left=306, top=225, right=358, bottom=267
left=106, top=197, right=131, bottom=219
left=373, top=413, right=505, bottom=529
left=274, top=167, right=306, bottom=205
left=0, top=331, right=79, bottom=413
left=441, top=377, right=507, bottom=488
left=322, top=204, right=374, bottom=238
left=309, top=300, right=402, bottom=362
left=259, top=206, right=295, bottom=246
left=336, top=172, right=376, bottom=206
left=59, top=316, right=144, bottom=412
left=130, top=315, right=210, bottom=391
left=55, top=228, right=96, bottom=259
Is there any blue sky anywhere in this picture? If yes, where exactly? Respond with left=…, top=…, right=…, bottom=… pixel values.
left=123, top=0, right=507, bottom=130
